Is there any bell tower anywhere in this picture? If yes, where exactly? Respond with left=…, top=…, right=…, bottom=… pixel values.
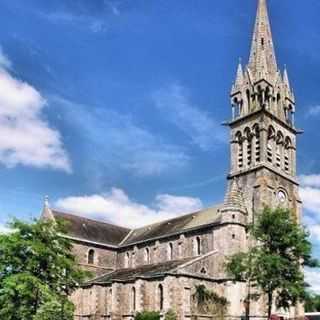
left=226, top=0, right=302, bottom=222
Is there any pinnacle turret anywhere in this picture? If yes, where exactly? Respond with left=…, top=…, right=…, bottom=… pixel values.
left=223, top=180, right=247, bottom=213
left=231, top=60, right=244, bottom=95
left=283, top=68, right=291, bottom=91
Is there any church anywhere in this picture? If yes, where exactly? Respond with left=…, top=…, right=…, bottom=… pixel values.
left=42, top=0, right=303, bottom=319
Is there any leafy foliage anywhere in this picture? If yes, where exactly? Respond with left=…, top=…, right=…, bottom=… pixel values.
left=0, top=219, right=89, bottom=320
left=164, top=309, right=177, bottom=320
left=226, top=207, right=319, bottom=317
left=192, top=284, right=228, bottom=317
left=135, top=311, right=161, bottom=320
left=305, top=292, right=320, bottom=312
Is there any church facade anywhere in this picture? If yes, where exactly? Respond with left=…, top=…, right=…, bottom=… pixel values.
left=42, top=0, right=303, bottom=319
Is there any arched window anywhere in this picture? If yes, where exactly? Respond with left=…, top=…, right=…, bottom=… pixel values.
left=195, top=237, right=201, bottom=256
left=246, top=89, right=251, bottom=112
left=132, top=252, right=136, bottom=268
left=267, top=126, right=275, bottom=164
left=158, top=284, right=164, bottom=311
left=265, top=86, right=270, bottom=108
left=145, top=248, right=150, bottom=264
left=125, top=252, right=130, bottom=268
left=178, top=242, right=183, bottom=258
left=276, top=131, right=284, bottom=169
left=88, top=249, right=95, bottom=265
left=235, top=131, right=243, bottom=170
left=109, top=288, right=113, bottom=313
left=284, top=137, right=292, bottom=174
left=277, top=93, right=281, bottom=109
left=244, top=127, right=252, bottom=167
left=253, top=124, right=260, bottom=163
left=168, top=243, right=173, bottom=261
left=131, top=287, right=136, bottom=312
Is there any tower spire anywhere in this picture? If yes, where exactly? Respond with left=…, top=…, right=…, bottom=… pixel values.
left=248, top=0, right=278, bottom=78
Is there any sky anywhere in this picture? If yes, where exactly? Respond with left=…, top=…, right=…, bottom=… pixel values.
left=0, top=0, right=319, bottom=292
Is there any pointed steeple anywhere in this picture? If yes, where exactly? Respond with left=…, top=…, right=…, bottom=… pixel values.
left=248, top=0, right=278, bottom=79
left=283, top=67, right=290, bottom=90
left=41, top=195, right=55, bottom=221
left=231, top=60, right=244, bottom=94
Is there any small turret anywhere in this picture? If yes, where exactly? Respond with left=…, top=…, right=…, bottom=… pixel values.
left=221, top=180, right=247, bottom=225
left=231, top=60, right=244, bottom=95
left=41, top=195, right=55, bottom=221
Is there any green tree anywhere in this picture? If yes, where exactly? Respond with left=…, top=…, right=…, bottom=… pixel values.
left=192, top=285, right=228, bottom=318
left=135, top=311, right=161, bottom=320
left=0, top=219, right=89, bottom=320
left=305, top=292, right=320, bottom=312
left=226, top=207, right=319, bottom=318
left=164, top=309, right=177, bottom=320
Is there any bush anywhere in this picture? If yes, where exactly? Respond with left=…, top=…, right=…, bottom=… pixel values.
left=164, top=309, right=177, bottom=320
left=135, top=311, right=161, bottom=320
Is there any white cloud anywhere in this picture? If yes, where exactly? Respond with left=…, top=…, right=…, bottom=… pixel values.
left=307, top=105, right=320, bottom=117
left=0, top=47, right=11, bottom=70
left=0, top=51, right=71, bottom=172
left=52, top=96, right=189, bottom=177
left=42, top=11, right=108, bottom=33
left=305, top=268, right=320, bottom=294
left=153, top=84, right=226, bottom=151
left=299, top=174, right=320, bottom=188
left=55, top=188, right=203, bottom=229
left=304, top=214, right=320, bottom=242
left=300, top=187, right=320, bottom=215
left=299, top=178, right=320, bottom=242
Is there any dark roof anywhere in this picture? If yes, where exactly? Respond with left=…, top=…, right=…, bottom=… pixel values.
left=121, top=206, right=222, bottom=246
left=89, top=258, right=193, bottom=284
left=50, top=205, right=222, bottom=247
left=52, top=210, right=130, bottom=246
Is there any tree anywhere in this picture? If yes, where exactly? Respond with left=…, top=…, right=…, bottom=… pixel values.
left=0, top=219, right=89, bottom=320
left=135, top=311, right=161, bottom=320
left=226, top=207, right=319, bottom=318
left=164, top=309, right=177, bottom=320
left=305, top=292, right=320, bottom=312
left=192, top=285, right=228, bottom=318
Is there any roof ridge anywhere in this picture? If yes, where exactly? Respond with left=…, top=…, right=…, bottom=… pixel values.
left=173, top=250, right=219, bottom=272
left=50, top=209, right=132, bottom=231
left=130, top=205, right=222, bottom=232
left=86, top=257, right=193, bottom=285
left=52, top=208, right=131, bottom=232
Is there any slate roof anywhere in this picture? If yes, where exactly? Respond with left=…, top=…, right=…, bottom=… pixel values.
left=52, top=210, right=130, bottom=246
left=88, top=258, right=193, bottom=284
left=121, top=206, right=222, bottom=246
left=50, top=205, right=223, bottom=247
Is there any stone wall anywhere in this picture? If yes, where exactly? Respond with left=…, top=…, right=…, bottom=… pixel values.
left=117, top=229, right=215, bottom=269
left=71, top=275, right=233, bottom=320
left=72, top=240, right=118, bottom=276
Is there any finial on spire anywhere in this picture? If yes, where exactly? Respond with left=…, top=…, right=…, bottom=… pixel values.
left=283, top=67, right=290, bottom=87
left=44, top=195, right=50, bottom=208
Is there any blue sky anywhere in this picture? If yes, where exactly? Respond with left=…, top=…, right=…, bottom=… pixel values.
left=0, top=0, right=320, bottom=291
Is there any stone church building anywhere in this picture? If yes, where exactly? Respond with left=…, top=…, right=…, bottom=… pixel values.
left=42, top=0, right=303, bottom=318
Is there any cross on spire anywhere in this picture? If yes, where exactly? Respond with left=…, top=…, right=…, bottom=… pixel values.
left=248, top=0, right=278, bottom=78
